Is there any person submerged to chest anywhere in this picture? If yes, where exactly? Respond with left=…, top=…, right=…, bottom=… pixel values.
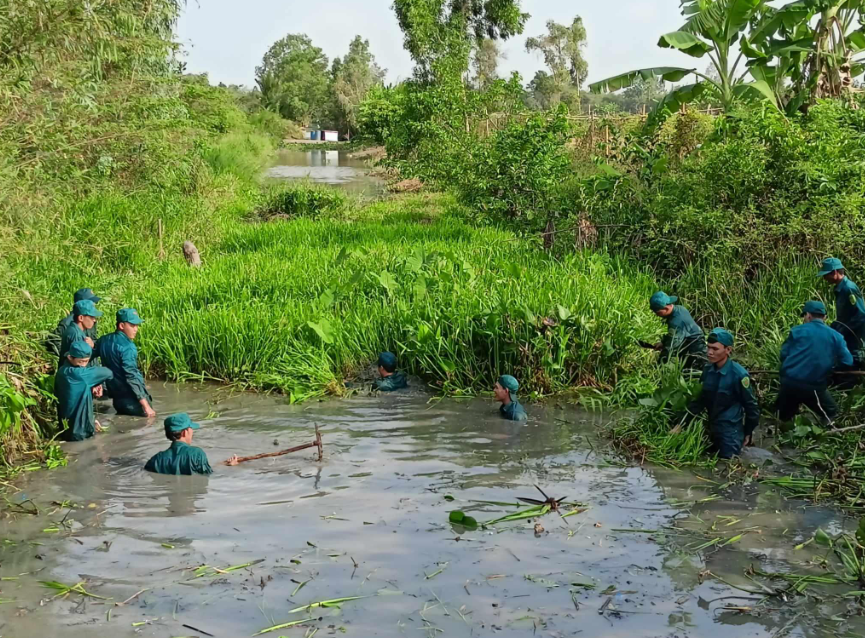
left=145, top=413, right=239, bottom=476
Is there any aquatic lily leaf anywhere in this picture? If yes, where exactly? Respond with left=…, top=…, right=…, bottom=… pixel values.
left=377, top=270, right=398, bottom=294
left=793, top=424, right=811, bottom=438
left=443, top=495, right=455, bottom=501
left=556, top=304, right=572, bottom=321
left=318, top=288, right=335, bottom=308
left=405, top=254, right=423, bottom=273
left=307, top=320, right=334, bottom=344
left=638, top=397, right=659, bottom=407
left=814, top=528, right=833, bottom=548
left=334, top=246, right=348, bottom=265
left=440, top=359, right=456, bottom=374
left=416, top=322, right=434, bottom=344
left=461, top=517, right=479, bottom=529
left=449, top=510, right=465, bottom=523
left=413, top=275, right=427, bottom=299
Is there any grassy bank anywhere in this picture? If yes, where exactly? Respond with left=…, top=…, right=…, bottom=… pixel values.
left=7, top=184, right=670, bottom=404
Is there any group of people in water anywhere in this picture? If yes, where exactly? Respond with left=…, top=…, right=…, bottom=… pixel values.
left=652, top=257, right=865, bottom=458
left=48, top=255, right=854, bottom=470
left=47, top=295, right=529, bottom=475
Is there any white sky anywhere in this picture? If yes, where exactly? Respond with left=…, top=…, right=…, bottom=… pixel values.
left=177, top=1, right=699, bottom=88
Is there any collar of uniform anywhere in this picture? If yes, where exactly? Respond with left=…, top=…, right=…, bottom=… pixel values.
left=170, top=441, right=189, bottom=449
left=712, top=359, right=732, bottom=376
left=115, top=330, right=132, bottom=343
left=836, top=277, right=849, bottom=292
left=666, top=306, right=681, bottom=321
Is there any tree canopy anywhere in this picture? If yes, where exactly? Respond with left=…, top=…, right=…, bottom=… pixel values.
left=392, top=0, right=528, bottom=80
left=472, top=38, right=502, bottom=90
left=525, top=17, right=588, bottom=111
left=332, top=36, right=386, bottom=137
left=256, top=34, right=330, bottom=126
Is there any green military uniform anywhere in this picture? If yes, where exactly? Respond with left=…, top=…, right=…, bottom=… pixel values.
left=145, top=413, right=213, bottom=476
left=45, top=288, right=100, bottom=357
left=145, top=441, right=213, bottom=475
left=650, top=292, right=706, bottom=370
left=497, top=375, right=528, bottom=422
left=55, top=341, right=114, bottom=442
left=375, top=371, right=408, bottom=392
left=374, top=352, right=408, bottom=392
left=818, top=258, right=865, bottom=362
left=686, top=329, right=759, bottom=459
left=776, top=301, right=853, bottom=423
left=57, top=299, right=103, bottom=369
left=95, top=309, right=151, bottom=416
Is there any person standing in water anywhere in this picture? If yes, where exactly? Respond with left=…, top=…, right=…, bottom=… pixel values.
left=144, top=413, right=238, bottom=475
left=57, top=299, right=103, bottom=368
left=55, top=341, right=114, bottom=442
left=683, top=328, right=759, bottom=459
left=649, top=291, right=706, bottom=370
left=94, top=308, right=155, bottom=417
left=374, top=351, right=408, bottom=392
left=494, top=375, right=527, bottom=422
left=46, top=288, right=101, bottom=357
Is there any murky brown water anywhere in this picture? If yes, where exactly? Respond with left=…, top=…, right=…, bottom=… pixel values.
left=0, top=383, right=862, bottom=637
left=266, top=150, right=386, bottom=197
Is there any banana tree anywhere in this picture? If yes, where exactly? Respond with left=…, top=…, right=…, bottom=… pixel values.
left=589, top=0, right=777, bottom=113
left=744, top=0, right=865, bottom=113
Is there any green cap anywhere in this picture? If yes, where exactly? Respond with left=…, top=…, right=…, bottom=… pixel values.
left=498, top=374, right=519, bottom=395
left=650, top=291, right=677, bottom=312
left=164, top=413, right=200, bottom=433
left=377, top=351, right=397, bottom=371
left=73, top=299, right=103, bottom=318
left=67, top=340, right=93, bottom=359
left=817, top=257, right=844, bottom=277
left=708, top=328, right=734, bottom=347
left=802, top=300, right=827, bottom=316
left=116, top=308, right=144, bottom=325
left=73, top=288, right=100, bottom=303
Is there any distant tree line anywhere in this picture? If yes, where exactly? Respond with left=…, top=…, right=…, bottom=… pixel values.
left=255, top=34, right=385, bottom=136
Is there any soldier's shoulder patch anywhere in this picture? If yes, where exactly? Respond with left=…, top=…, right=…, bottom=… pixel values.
left=851, top=293, right=858, bottom=306
left=741, top=377, right=751, bottom=389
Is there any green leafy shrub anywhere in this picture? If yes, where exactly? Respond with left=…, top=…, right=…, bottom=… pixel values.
left=254, top=184, right=349, bottom=220
left=455, top=107, right=574, bottom=230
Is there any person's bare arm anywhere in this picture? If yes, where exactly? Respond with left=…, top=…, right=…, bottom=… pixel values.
left=140, top=398, right=156, bottom=418
left=225, top=455, right=239, bottom=466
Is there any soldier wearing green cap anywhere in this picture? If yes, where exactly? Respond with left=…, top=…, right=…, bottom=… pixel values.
left=144, top=413, right=239, bottom=476
left=55, top=341, right=114, bottom=442
left=46, top=288, right=101, bottom=357
left=94, top=308, right=155, bottom=418
left=58, top=299, right=103, bottom=369
left=818, top=257, right=865, bottom=368
left=649, top=292, right=706, bottom=370
left=776, top=301, right=853, bottom=424
left=374, top=352, right=408, bottom=392
left=683, top=328, right=759, bottom=459
left=494, top=375, right=528, bottom=422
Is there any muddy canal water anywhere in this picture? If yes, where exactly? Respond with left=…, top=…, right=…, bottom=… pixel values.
left=265, top=149, right=386, bottom=197
left=0, top=384, right=862, bottom=637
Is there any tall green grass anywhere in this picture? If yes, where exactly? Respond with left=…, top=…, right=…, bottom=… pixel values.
left=127, top=195, right=665, bottom=401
